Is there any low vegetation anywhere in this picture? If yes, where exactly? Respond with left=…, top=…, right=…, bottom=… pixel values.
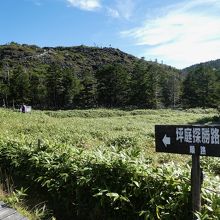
left=0, top=108, right=219, bottom=219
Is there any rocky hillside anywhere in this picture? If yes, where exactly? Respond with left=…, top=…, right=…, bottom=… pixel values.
left=0, top=43, right=138, bottom=73
left=0, top=42, right=176, bottom=75
left=0, top=42, right=182, bottom=109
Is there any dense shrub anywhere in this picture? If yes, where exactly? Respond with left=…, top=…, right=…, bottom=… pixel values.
left=0, top=138, right=219, bottom=219
left=0, top=109, right=219, bottom=219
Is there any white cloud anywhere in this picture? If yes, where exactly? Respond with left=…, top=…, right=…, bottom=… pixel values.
left=107, top=0, right=136, bottom=20
left=107, top=7, right=120, bottom=18
left=67, top=0, right=101, bottom=11
left=121, top=0, right=220, bottom=68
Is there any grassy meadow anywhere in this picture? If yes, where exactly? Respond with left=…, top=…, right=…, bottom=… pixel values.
left=0, top=108, right=219, bottom=219
left=0, top=108, right=217, bottom=150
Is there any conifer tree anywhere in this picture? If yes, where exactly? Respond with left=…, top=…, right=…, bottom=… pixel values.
left=182, top=66, right=219, bottom=107
left=78, top=71, right=97, bottom=108
left=96, top=64, right=130, bottom=107
left=10, top=66, right=30, bottom=105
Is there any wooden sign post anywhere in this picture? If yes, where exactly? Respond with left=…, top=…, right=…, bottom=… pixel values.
left=191, top=154, right=201, bottom=217
left=155, top=125, right=220, bottom=218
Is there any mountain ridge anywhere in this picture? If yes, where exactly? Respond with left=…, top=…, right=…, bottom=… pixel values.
left=0, top=42, right=177, bottom=74
left=0, top=42, right=183, bottom=109
left=2, top=42, right=218, bottom=109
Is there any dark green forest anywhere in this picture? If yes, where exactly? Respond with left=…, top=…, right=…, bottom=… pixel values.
left=0, top=43, right=219, bottom=109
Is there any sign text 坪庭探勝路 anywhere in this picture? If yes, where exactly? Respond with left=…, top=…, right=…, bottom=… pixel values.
left=155, top=125, right=220, bottom=156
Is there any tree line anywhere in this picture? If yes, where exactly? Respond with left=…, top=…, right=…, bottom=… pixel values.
left=0, top=60, right=219, bottom=109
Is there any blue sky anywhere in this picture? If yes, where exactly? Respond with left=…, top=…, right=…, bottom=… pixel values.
left=1, top=0, right=220, bottom=68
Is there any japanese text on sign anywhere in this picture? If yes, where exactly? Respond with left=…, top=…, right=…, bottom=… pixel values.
left=176, top=127, right=219, bottom=145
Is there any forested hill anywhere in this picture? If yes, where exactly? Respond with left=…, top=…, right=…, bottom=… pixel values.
left=0, top=42, right=219, bottom=109
left=183, top=59, right=220, bottom=73
left=0, top=42, right=181, bottom=109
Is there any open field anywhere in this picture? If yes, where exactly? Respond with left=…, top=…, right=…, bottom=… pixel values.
left=0, top=108, right=219, bottom=219
left=0, top=108, right=218, bottom=150
left=0, top=108, right=218, bottom=164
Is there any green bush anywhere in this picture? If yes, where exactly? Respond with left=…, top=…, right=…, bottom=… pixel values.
left=0, top=139, right=208, bottom=219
